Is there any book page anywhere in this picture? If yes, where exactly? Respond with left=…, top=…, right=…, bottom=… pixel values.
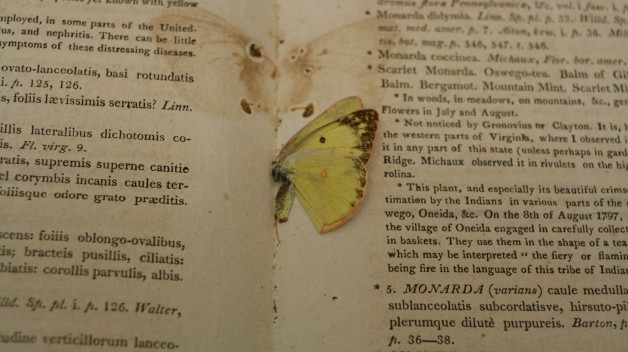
left=274, top=0, right=628, bottom=351
left=1, top=1, right=276, bottom=350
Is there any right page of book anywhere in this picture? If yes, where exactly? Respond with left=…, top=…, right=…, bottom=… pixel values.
left=272, top=0, right=628, bottom=351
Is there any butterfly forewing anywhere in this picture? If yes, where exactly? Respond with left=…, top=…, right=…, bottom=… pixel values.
left=275, top=96, right=364, bottom=162
left=283, top=109, right=377, bottom=165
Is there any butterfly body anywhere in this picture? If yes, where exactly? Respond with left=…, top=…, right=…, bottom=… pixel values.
left=272, top=97, right=378, bottom=234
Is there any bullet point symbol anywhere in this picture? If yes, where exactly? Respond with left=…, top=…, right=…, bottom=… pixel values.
left=367, top=64, right=372, bottom=69
left=367, top=50, right=372, bottom=55
left=366, top=10, right=370, bottom=15
left=397, top=183, right=402, bottom=187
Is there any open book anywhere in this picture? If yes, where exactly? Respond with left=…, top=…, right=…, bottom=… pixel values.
left=2, top=0, right=627, bottom=350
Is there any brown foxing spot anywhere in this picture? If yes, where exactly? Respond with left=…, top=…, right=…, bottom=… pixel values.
left=289, top=102, right=315, bottom=117
left=247, top=43, right=263, bottom=58
left=302, top=103, right=315, bottom=118
left=240, top=98, right=252, bottom=114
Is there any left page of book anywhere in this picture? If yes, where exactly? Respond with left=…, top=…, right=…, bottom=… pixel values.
left=0, top=1, right=276, bottom=350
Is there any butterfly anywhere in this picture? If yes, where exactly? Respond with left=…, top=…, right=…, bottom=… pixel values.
left=150, top=7, right=396, bottom=116
left=271, top=96, right=378, bottom=234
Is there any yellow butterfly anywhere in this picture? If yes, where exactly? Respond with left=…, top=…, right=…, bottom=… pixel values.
left=272, top=96, right=378, bottom=234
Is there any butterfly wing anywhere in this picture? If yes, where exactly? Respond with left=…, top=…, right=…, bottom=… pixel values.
left=274, top=108, right=378, bottom=233
left=289, top=149, right=368, bottom=233
left=278, top=18, right=398, bottom=114
left=150, top=8, right=274, bottom=115
left=275, top=96, right=364, bottom=161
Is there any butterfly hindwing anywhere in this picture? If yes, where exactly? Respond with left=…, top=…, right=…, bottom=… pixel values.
left=289, top=149, right=368, bottom=233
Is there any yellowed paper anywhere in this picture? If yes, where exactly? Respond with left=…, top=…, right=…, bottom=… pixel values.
left=1, top=1, right=275, bottom=350
left=274, top=0, right=628, bottom=351
left=2, top=0, right=628, bottom=351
